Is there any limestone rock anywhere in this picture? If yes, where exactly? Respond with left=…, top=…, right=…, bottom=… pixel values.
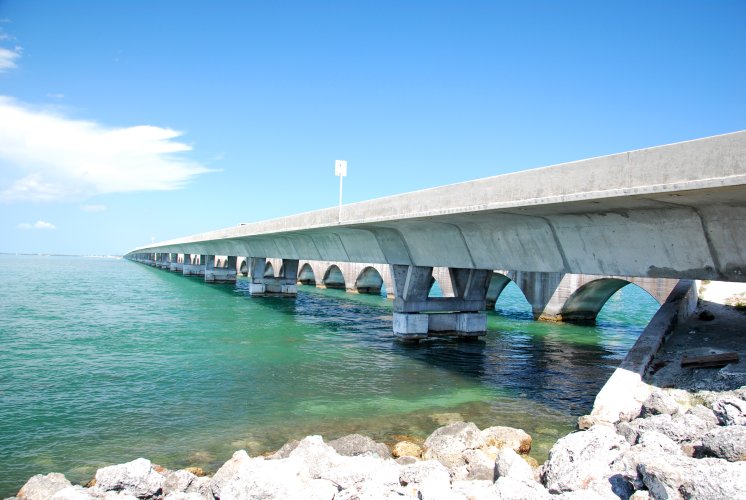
left=183, top=467, right=205, bottom=477
left=210, top=450, right=251, bottom=499
left=540, top=425, right=629, bottom=494
left=494, top=447, right=534, bottom=482
left=217, top=457, right=316, bottom=500
left=711, top=396, right=746, bottom=426
left=328, top=433, right=390, bottom=458
left=94, top=458, right=165, bottom=498
left=17, top=473, right=72, bottom=500
left=701, top=425, right=746, bottom=462
left=50, top=485, right=94, bottom=500
left=622, top=411, right=716, bottom=445
left=399, top=460, right=451, bottom=498
left=493, top=476, right=551, bottom=499
left=392, top=440, right=422, bottom=458
left=481, top=426, right=532, bottom=454
left=395, top=456, right=418, bottom=465
left=641, top=390, right=680, bottom=417
left=450, top=479, right=498, bottom=499
left=184, top=476, right=210, bottom=497
left=638, top=453, right=746, bottom=499
left=462, top=449, right=495, bottom=481
left=162, top=493, right=206, bottom=500
left=324, top=455, right=399, bottom=491
left=686, top=404, right=719, bottom=426
left=422, top=422, right=485, bottom=474
left=287, top=435, right=340, bottom=478
left=162, top=469, right=198, bottom=495
left=266, top=440, right=299, bottom=460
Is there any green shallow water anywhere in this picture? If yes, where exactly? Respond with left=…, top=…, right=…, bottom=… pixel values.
left=0, top=255, right=658, bottom=496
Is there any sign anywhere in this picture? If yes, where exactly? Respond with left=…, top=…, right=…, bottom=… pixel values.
left=335, top=159, right=347, bottom=177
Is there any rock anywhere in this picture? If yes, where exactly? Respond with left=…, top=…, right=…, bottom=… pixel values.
left=540, top=425, right=629, bottom=494
left=610, top=431, right=684, bottom=492
left=210, top=450, right=251, bottom=499
left=422, top=422, right=485, bottom=474
left=493, top=476, right=551, bottom=499
left=162, top=493, right=206, bottom=500
left=712, top=396, right=746, bottom=426
left=641, top=390, right=680, bottom=417
left=399, top=460, right=451, bottom=498
left=392, top=441, right=422, bottom=458
left=324, top=455, right=400, bottom=491
left=184, top=476, right=210, bottom=497
left=462, top=449, right=495, bottom=481
left=266, top=440, right=299, bottom=460
left=94, top=458, right=165, bottom=498
left=623, top=412, right=716, bottom=445
left=481, top=426, right=532, bottom=454
left=50, top=486, right=95, bottom=500
left=287, top=435, right=340, bottom=478
left=686, top=404, right=719, bottom=426
left=162, top=470, right=198, bottom=495
left=183, top=467, right=205, bottom=477
left=699, top=309, right=715, bottom=321
left=217, top=457, right=317, bottom=500
left=629, top=492, right=650, bottom=500
left=395, top=456, right=418, bottom=465
left=494, top=447, right=534, bottom=482
left=328, top=434, right=390, bottom=458
left=701, top=426, right=746, bottom=461
left=17, top=473, right=72, bottom=500
left=638, top=453, right=746, bottom=499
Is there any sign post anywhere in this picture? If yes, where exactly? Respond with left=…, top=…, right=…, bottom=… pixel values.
left=335, top=160, right=347, bottom=223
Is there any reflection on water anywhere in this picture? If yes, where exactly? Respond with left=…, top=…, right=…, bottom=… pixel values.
left=0, top=256, right=658, bottom=496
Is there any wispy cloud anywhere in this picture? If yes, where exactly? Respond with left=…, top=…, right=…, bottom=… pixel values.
left=18, top=220, right=56, bottom=230
left=0, top=96, right=213, bottom=202
left=0, top=46, right=20, bottom=72
left=81, top=204, right=106, bottom=212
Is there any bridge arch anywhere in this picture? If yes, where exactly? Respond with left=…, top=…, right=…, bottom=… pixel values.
left=354, top=266, right=384, bottom=294
left=560, top=278, right=647, bottom=323
left=263, top=261, right=275, bottom=278
left=239, top=259, right=248, bottom=276
left=298, top=263, right=317, bottom=285
left=322, top=264, right=346, bottom=290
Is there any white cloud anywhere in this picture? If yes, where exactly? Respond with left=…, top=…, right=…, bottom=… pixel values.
left=0, top=46, right=20, bottom=72
left=81, top=204, right=106, bottom=212
left=18, top=220, right=56, bottom=230
left=0, top=96, right=213, bottom=202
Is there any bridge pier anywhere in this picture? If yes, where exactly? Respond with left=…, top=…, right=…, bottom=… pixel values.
left=169, top=253, right=183, bottom=273
left=183, top=254, right=206, bottom=276
left=391, top=265, right=491, bottom=341
left=204, top=255, right=237, bottom=283
left=249, top=257, right=298, bottom=296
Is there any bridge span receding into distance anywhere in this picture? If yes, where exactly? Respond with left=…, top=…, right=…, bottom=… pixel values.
left=125, top=131, right=746, bottom=339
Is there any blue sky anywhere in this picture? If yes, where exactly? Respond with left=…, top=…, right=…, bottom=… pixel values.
left=1, top=1, right=744, bottom=255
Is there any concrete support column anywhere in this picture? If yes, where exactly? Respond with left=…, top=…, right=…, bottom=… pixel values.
left=169, top=253, right=183, bottom=273
left=391, top=265, right=492, bottom=341
left=249, top=257, right=298, bottom=296
left=205, top=255, right=237, bottom=283
left=182, top=254, right=199, bottom=276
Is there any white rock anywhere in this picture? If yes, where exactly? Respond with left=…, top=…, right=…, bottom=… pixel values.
left=494, top=447, right=534, bottom=482
left=209, top=450, right=251, bottom=499
left=423, top=422, right=485, bottom=474
left=94, top=458, right=164, bottom=498
left=287, top=435, right=340, bottom=479
left=481, top=426, right=532, bottom=454
left=493, top=476, right=551, bottom=499
left=17, top=473, right=72, bottom=500
left=50, top=485, right=95, bottom=500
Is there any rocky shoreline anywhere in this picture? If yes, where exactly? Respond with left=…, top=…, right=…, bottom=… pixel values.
left=7, top=383, right=746, bottom=500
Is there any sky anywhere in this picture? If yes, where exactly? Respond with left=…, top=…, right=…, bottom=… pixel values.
left=0, top=1, right=744, bottom=255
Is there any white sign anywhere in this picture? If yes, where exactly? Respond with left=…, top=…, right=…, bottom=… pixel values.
left=335, top=160, right=347, bottom=177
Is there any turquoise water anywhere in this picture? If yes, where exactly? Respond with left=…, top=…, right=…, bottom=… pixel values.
left=0, top=255, right=657, bottom=496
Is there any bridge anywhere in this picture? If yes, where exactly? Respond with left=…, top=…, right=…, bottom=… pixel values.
left=126, top=131, right=746, bottom=340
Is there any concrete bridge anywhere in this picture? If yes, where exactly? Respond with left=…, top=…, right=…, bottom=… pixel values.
left=126, top=131, right=746, bottom=339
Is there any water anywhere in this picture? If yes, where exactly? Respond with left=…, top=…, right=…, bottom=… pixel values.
left=0, top=255, right=658, bottom=496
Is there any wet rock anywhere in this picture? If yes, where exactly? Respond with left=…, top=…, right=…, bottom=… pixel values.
left=638, top=453, right=746, bottom=499
left=94, top=458, right=164, bottom=498
left=210, top=450, right=251, bottom=499
left=701, top=426, right=746, bottom=462
left=540, top=425, right=629, bottom=494
left=494, top=447, right=534, bottom=482
left=287, top=435, right=340, bottom=478
left=481, top=426, right=532, bottom=454
left=328, top=433, right=390, bottom=458
left=422, top=422, right=484, bottom=474
left=16, top=473, right=72, bottom=500
left=712, top=396, right=746, bottom=426
left=392, top=441, right=422, bottom=458
left=641, top=390, right=680, bottom=417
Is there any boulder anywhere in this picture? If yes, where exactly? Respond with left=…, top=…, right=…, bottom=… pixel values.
left=287, top=435, right=340, bottom=478
left=323, top=455, right=399, bottom=491
left=494, top=447, right=534, bottom=482
left=540, top=425, right=629, bottom=494
left=217, top=457, right=317, bottom=500
left=687, top=404, right=719, bottom=427
left=701, top=426, right=746, bottom=462
left=17, top=473, right=72, bottom=500
left=210, top=450, right=252, bottom=499
left=162, top=493, right=206, bottom=500
left=162, top=469, right=198, bottom=495
left=450, top=479, right=498, bottom=499
left=184, top=476, right=211, bottom=497
left=398, top=460, right=451, bottom=498
left=94, top=458, right=165, bottom=498
left=462, top=449, right=495, bottom=481
left=641, top=390, right=680, bottom=417
left=392, top=441, right=422, bottom=458
left=638, top=453, right=746, bottom=499
left=422, top=422, right=485, bottom=473
left=481, top=426, right=532, bottom=454
left=328, top=434, right=390, bottom=458
left=622, top=412, right=716, bottom=445
left=266, top=440, right=299, bottom=460
left=493, top=476, right=551, bottom=499
left=711, top=396, right=746, bottom=426
left=50, top=485, right=95, bottom=500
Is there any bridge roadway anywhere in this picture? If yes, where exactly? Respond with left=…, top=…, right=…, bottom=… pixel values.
left=126, top=131, right=746, bottom=339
